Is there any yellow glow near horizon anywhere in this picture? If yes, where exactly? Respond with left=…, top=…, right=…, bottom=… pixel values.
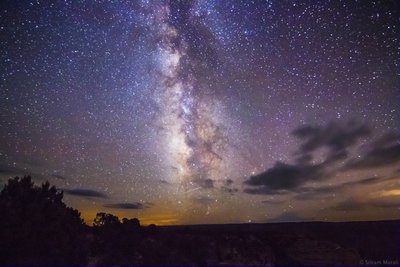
left=379, top=189, right=400, bottom=197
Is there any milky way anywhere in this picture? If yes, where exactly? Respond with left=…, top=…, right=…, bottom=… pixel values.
left=0, top=0, right=399, bottom=224
left=153, top=3, right=224, bottom=186
left=149, top=2, right=239, bottom=217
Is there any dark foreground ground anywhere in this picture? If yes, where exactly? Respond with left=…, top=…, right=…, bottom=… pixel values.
left=87, top=220, right=400, bottom=266
left=3, top=177, right=398, bottom=266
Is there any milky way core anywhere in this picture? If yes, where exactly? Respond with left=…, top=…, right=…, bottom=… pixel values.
left=152, top=3, right=232, bottom=195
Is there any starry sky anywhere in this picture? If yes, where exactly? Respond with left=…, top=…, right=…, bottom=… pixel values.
left=1, top=0, right=399, bottom=225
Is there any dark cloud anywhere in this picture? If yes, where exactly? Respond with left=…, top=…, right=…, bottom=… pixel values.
left=63, top=189, right=108, bottom=199
left=332, top=198, right=399, bottom=211
left=103, top=202, right=150, bottom=210
left=0, top=165, right=24, bottom=175
left=0, top=165, right=49, bottom=181
left=221, top=179, right=237, bottom=194
left=244, top=121, right=376, bottom=194
left=369, top=132, right=399, bottom=148
left=261, top=199, right=285, bottom=205
left=370, top=201, right=400, bottom=209
left=267, top=212, right=306, bottom=223
left=294, top=176, right=394, bottom=200
left=0, top=163, right=69, bottom=182
left=344, top=143, right=400, bottom=170
left=333, top=198, right=364, bottom=211
left=294, top=189, right=337, bottom=201
left=292, top=121, right=371, bottom=162
left=221, top=186, right=238, bottom=194
left=357, top=175, right=394, bottom=186
left=0, top=164, right=36, bottom=177
left=244, top=162, right=324, bottom=192
left=353, top=176, right=383, bottom=185
left=342, top=131, right=399, bottom=170
left=51, top=174, right=67, bottom=180
left=295, top=154, right=313, bottom=165
left=244, top=186, right=290, bottom=195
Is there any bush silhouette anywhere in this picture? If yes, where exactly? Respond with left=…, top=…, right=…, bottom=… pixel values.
left=91, top=213, right=144, bottom=265
left=0, top=176, right=88, bottom=265
left=93, top=212, right=120, bottom=227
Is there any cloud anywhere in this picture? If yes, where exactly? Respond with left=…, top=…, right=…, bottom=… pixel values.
left=103, top=202, right=151, bottom=210
left=351, top=176, right=382, bottom=185
left=333, top=198, right=363, bottom=211
left=0, top=163, right=69, bottom=182
left=341, top=131, right=399, bottom=170
left=369, top=132, right=399, bottom=148
left=244, top=121, right=376, bottom=195
left=267, top=212, right=307, bottom=223
left=244, top=186, right=290, bottom=195
left=261, top=199, right=285, bottom=205
left=294, top=192, right=334, bottom=201
left=51, top=174, right=67, bottom=180
left=332, top=198, right=399, bottom=211
left=344, top=143, right=400, bottom=170
left=292, top=121, right=371, bottom=162
left=0, top=164, right=46, bottom=180
left=294, top=176, right=395, bottom=200
left=221, top=186, right=238, bottom=194
left=0, top=165, right=25, bottom=175
left=244, top=162, right=324, bottom=192
left=63, top=189, right=108, bottom=198
left=220, top=179, right=238, bottom=194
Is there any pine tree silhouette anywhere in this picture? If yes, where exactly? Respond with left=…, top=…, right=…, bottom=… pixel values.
left=0, top=176, right=88, bottom=265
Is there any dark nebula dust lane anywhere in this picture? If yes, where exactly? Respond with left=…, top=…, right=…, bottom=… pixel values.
left=0, top=0, right=399, bottom=224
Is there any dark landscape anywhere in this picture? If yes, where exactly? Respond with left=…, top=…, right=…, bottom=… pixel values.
left=137, top=220, right=400, bottom=266
left=1, top=176, right=399, bottom=266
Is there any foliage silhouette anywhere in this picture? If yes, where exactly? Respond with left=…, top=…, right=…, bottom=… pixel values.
left=0, top=176, right=88, bottom=265
left=91, top=213, right=143, bottom=265
left=93, top=212, right=120, bottom=227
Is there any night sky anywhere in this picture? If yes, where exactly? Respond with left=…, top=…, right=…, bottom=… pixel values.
left=1, top=0, right=399, bottom=225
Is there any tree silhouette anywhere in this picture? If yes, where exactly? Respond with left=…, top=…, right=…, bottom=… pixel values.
left=122, top=217, right=140, bottom=226
left=93, top=212, right=120, bottom=227
left=0, top=176, right=88, bottom=265
left=91, top=212, right=145, bottom=264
